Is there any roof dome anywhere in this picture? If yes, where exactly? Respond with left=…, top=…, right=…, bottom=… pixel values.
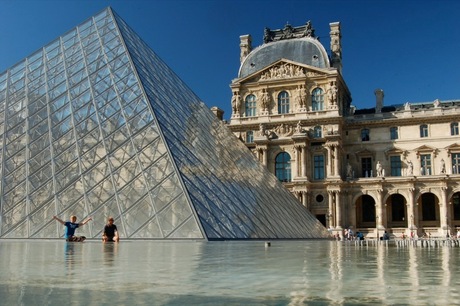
left=238, top=37, right=330, bottom=79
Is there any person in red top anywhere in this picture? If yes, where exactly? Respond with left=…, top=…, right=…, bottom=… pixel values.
left=102, top=217, right=119, bottom=242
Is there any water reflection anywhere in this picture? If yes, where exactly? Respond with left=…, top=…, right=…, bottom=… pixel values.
left=1, top=240, right=460, bottom=305
left=102, top=242, right=118, bottom=266
left=64, top=242, right=79, bottom=274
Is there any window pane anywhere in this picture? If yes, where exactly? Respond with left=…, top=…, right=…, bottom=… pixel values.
left=361, top=129, right=370, bottom=141
left=452, top=153, right=460, bottom=174
left=311, top=88, right=323, bottom=111
left=390, top=127, right=398, bottom=140
left=275, top=152, right=291, bottom=182
left=451, top=123, right=459, bottom=136
left=314, top=126, right=322, bottom=138
left=245, top=94, right=256, bottom=117
left=361, top=157, right=372, bottom=177
left=420, top=125, right=428, bottom=138
left=390, top=155, right=401, bottom=176
left=313, top=155, right=324, bottom=180
left=246, top=131, right=253, bottom=143
left=421, top=154, right=431, bottom=175
left=277, top=91, right=289, bottom=114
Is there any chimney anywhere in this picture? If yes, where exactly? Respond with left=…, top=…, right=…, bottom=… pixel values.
left=210, top=106, right=224, bottom=121
left=374, top=89, right=384, bottom=113
left=239, top=35, right=252, bottom=63
left=329, top=22, right=342, bottom=74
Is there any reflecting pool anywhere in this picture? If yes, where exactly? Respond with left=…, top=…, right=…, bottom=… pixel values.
left=1, top=240, right=459, bottom=305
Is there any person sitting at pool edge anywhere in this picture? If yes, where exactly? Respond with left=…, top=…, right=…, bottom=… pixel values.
left=102, top=217, right=119, bottom=242
left=53, top=215, right=92, bottom=242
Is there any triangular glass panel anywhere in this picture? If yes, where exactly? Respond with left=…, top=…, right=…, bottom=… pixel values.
left=0, top=7, right=329, bottom=239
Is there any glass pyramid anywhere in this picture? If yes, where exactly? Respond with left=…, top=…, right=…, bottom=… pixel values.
left=0, top=7, right=329, bottom=240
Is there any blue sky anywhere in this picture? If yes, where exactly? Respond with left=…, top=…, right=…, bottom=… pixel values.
left=1, top=0, right=459, bottom=120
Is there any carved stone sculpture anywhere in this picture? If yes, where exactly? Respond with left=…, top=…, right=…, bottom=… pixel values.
left=231, top=91, right=241, bottom=114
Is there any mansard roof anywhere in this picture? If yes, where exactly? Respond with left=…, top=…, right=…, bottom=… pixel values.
left=239, top=22, right=330, bottom=79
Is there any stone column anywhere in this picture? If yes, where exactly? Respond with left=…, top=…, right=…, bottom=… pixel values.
left=347, top=191, right=354, bottom=228
left=261, top=148, right=268, bottom=166
left=334, top=145, right=340, bottom=177
left=302, top=191, right=309, bottom=210
left=407, top=188, right=417, bottom=231
left=376, top=189, right=384, bottom=230
left=440, top=186, right=448, bottom=233
left=301, top=145, right=307, bottom=177
left=335, top=191, right=342, bottom=229
left=256, top=148, right=262, bottom=163
left=294, top=145, right=302, bottom=177
left=326, top=146, right=332, bottom=177
left=328, top=191, right=334, bottom=228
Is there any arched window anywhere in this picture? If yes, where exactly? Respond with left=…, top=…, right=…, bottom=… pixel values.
left=277, top=91, right=289, bottom=114
left=275, top=152, right=291, bottom=182
left=314, top=126, right=322, bottom=138
left=245, top=94, right=256, bottom=117
left=311, top=88, right=324, bottom=111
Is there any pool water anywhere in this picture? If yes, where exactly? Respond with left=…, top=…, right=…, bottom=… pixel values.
left=1, top=240, right=459, bottom=305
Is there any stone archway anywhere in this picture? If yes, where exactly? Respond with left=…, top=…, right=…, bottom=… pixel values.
left=386, top=194, right=407, bottom=228
left=450, top=192, right=460, bottom=229
left=355, top=194, right=376, bottom=228
left=417, top=192, right=440, bottom=229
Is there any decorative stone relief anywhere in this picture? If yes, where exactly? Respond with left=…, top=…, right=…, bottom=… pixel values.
left=257, top=123, right=267, bottom=137
left=231, top=91, right=241, bottom=116
left=273, top=123, right=294, bottom=137
left=294, top=121, right=303, bottom=134
left=260, top=88, right=270, bottom=114
left=306, top=71, right=320, bottom=77
left=259, top=63, right=305, bottom=81
left=296, top=85, right=307, bottom=110
left=327, top=82, right=338, bottom=106
left=263, top=21, right=316, bottom=44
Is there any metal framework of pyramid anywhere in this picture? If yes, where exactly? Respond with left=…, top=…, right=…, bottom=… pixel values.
left=0, top=7, right=329, bottom=240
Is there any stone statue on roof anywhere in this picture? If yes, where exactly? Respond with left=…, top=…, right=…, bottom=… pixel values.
left=304, top=20, right=315, bottom=37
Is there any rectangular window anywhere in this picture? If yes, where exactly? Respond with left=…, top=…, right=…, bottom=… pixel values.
left=451, top=123, right=459, bottom=136
left=361, top=129, right=370, bottom=141
left=390, top=156, right=402, bottom=176
left=421, top=154, right=431, bottom=175
left=246, top=131, right=253, bottom=143
left=313, top=155, right=324, bottom=180
left=452, top=153, right=460, bottom=174
left=390, top=127, right=398, bottom=140
left=420, top=124, right=428, bottom=138
left=361, top=157, right=372, bottom=177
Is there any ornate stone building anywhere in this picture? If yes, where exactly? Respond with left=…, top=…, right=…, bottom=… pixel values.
left=226, top=21, right=460, bottom=239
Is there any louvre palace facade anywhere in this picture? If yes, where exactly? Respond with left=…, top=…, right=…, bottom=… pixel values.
left=226, top=21, right=460, bottom=239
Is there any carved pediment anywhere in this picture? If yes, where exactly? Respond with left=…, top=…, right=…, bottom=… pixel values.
left=414, top=145, right=437, bottom=157
left=384, top=146, right=408, bottom=159
left=238, top=59, right=328, bottom=84
left=354, top=149, right=375, bottom=162
left=445, top=143, right=460, bottom=156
